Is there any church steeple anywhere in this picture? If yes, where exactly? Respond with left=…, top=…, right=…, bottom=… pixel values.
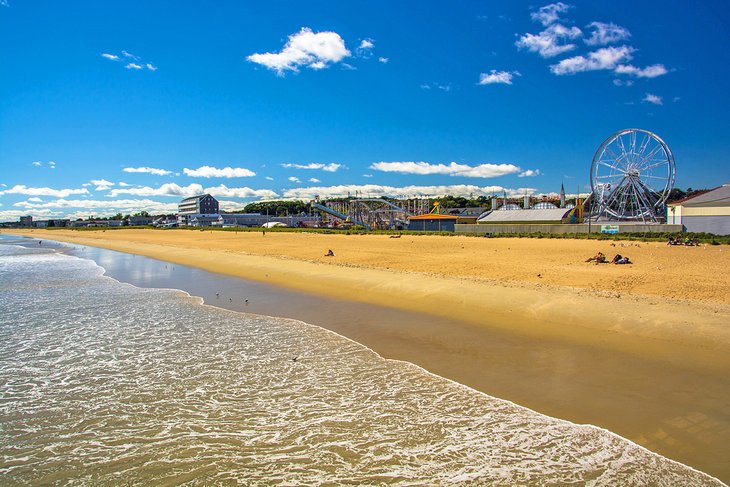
left=559, top=183, right=566, bottom=208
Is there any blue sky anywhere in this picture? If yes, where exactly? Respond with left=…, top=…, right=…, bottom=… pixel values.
left=1, top=0, right=729, bottom=220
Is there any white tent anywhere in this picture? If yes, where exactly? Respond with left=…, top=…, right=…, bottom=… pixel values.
left=262, top=221, right=288, bottom=228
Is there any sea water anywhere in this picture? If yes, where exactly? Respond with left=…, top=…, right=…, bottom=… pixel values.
left=0, top=236, right=722, bottom=485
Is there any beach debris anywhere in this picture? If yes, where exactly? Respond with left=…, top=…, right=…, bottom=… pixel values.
left=215, top=293, right=219, bottom=298
left=537, top=274, right=542, bottom=278
left=292, top=356, right=299, bottom=362
left=389, top=235, right=401, bottom=238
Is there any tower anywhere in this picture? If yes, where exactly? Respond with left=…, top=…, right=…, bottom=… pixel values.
left=560, top=183, right=566, bottom=208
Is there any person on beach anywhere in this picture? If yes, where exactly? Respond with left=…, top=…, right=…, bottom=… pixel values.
left=325, top=249, right=335, bottom=256
left=585, top=252, right=606, bottom=264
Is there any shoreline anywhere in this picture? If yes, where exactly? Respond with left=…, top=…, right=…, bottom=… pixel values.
left=8, top=229, right=730, bottom=481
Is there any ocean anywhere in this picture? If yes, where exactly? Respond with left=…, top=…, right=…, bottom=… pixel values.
left=0, top=235, right=722, bottom=485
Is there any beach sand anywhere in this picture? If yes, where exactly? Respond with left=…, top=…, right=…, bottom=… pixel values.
left=11, top=228, right=730, bottom=481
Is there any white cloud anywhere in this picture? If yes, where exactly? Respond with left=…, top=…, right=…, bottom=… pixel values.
left=90, top=179, right=115, bottom=191
left=118, top=182, right=131, bottom=187
left=288, top=176, right=301, bottom=183
left=518, top=169, right=542, bottom=177
left=122, top=50, right=139, bottom=60
left=479, top=70, right=520, bottom=85
left=125, top=63, right=143, bottom=70
left=550, top=45, right=634, bottom=75
left=308, top=178, right=321, bottom=183
left=362, top=174, right=373, bottom=178
left=101, top=53, right=119, bottom=61
left=378, top=57, right=389, bottom=64
left=642, top=93, right=663, bottom=105
left=283, top=184, right=535, bottom=200
left=203, top=185, right=278, bottom=199
left=614, top=63, right=668, bottom=78
left=0, top=185, right=89, bottom=198
left=27, top=197, right=43, bottom=203
left=145, top=63, right=157, bottom=71
left=282, top=162, right=341, bottom=172
left=108, top=182, right=277, bottom=199
left=420, top=82, right=451, bottom=92
left=123, top=166, right=173, bottom=176
left=109, top=183, right=204, bottom=198
left=31, top=160, right=55, bottom=169
left=265, top=176, right=274, bottom=181
left=530, top=2, right=571, bottom=26
left=612, top=78, right=634, bottom=87
left=585, top=22, right=631, bottom=46
left=370, top=161, right=521, bottom=178
left=359, top=39, right=374, bottom=50
left=183, top=165, right=256, bottom=178
left=516, top=23, right=583, bottom=58
left=247, top=27, right=351, bottom=74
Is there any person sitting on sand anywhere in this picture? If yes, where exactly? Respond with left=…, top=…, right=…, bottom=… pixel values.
left=585, top=252, right=606, bottom=264
left=325, top=249, right=335, bottom=257
left=610, top=254, right=622, bottom=264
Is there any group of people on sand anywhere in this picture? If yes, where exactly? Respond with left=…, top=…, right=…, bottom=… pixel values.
left=667, top=236, right=699, bottom=246
left=585, top=252, right=631, bottom=265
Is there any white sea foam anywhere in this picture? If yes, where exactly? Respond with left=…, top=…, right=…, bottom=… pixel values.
left=0, top=240, right=724, bottom=485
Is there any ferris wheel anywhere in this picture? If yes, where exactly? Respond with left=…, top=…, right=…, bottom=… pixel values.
left=590, top=128, right=675, bottom=221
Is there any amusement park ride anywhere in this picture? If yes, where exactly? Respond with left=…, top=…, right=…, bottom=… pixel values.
left=308, top=128, right=676, bottom=229
left=587, top=128, right=676, bottom=223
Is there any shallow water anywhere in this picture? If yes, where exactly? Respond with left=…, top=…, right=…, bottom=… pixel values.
left=0, top=236, right=722, bottom=485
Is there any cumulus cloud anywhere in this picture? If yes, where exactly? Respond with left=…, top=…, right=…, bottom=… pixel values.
left=585, top=22, right=631, bottom=46
left=530, top=2, right=571, bottom=26
left=101, top=53, right=119, bottom=60
left=309, top=178, right=321, bottom=183
left=183, top=165, right=256, bottom=178
left=13, top=198, right=179, bottom=213
left=420, top=82, right=451, bottom=92
left=479, top=70, right=520, bottom=85
left=358, top=39, right=374, bottom=50
left=247, top=27, right=351, bottom=74
left=90, top=179, right=115, bottom=191
left=378, top=57, right=389, bottom=64
left=516, top=23, right=582, bottom=58
left=642, top=93, right=663, bottom=105
left=614, top=63, right=668, bottom=78
left=282, top=162, right=341, bottom=172
left=0, top=185, right=89, bottom=198
left=109, top=183, right=203, bottom=198
left=550, top=45, right=634, bottom=75
left=125, top=63, right=143, bottom=70
left=370, top=161, right=522, bottom=178
left=27, top=197, right=43, bottom=203
left=203, top=185, right=278, bottom=199
left=283, top=184, right=535, bottom=200
left=288, top=176, right=301, bottom=183
left=108, top=182, right=277, bottom=199
left=518, top=169, right=542, bottom=177
left=613, top=79, right=634, bottom=87
left=31, top=160, right=55, bottom=169
left=145, top=63, right=157, bottom=71
left=123, top=166, right=173, bottom=176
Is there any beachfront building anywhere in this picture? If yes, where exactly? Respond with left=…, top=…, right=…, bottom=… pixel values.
left=667, top=184, right=730, bottom=235
left=178, top=194, right=220, bottom=225
left=477, top=208, right=573, bottom=225
left=407, top=213, right=459, bottom=231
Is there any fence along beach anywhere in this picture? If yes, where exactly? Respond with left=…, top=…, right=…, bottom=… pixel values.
left=8, top=228, right=730, bottom=482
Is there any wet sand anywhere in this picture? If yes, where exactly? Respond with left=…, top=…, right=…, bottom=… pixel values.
left=10, top=229, right=730, bottom=481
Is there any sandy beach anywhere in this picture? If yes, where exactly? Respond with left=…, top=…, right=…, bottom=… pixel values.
left=10, top=228, right=730, bottom=481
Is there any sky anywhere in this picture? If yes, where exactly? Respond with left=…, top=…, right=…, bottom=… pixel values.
left=1, top=0, right=729, bottom=220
